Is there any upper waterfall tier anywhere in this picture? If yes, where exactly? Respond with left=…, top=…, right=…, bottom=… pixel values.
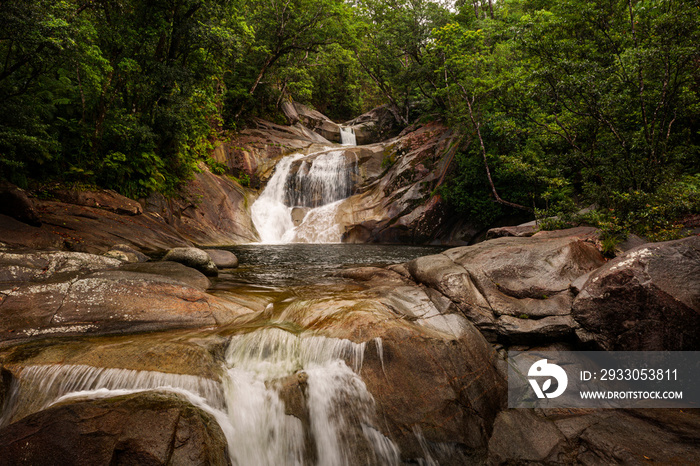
left=250, top=149, right=358, bottom=244
left=340, top=126, right=356, bottom=146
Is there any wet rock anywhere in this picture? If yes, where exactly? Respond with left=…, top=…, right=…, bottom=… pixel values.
left=331, top=267, right=409, bottom=285
left=495, top=315, right=577, bottom=344
left=572, top=236, right=700, bottom=350
left=120, top=261, right=211, bottom=291
left=0, top=391, right=230, bottom=466
left=50, top=188, right=143, bottom=216
left=405, top=228, right=604, bottom=342
left=274, top=289, right=506, bottom=463
left=205, top=249, right=238, bottom=269
left=291, top=207, right=309, bottom=226
left=0, top=334, right=225, bottom=382
left=0, top=251, right=121, bottom=283
left=163, top=247, right=218, bottom=277
left=0, top=181, right=41, bottom=227
left=361, top=324, right=506, bottom=462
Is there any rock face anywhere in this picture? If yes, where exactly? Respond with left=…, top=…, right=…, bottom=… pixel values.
left=284, top=102, right=342, bottom=143
left=163, top=247, right=219, bottom=277
left=403, top=228, right=604, bottom=343
left=343, top=104, right=403, bottom=145
left=0, top=181, right=41, bottom=227
left=142, top=164, right=259, bottom=246
left=50, top=188, right=143, bottom=216
left=205, top=249, right=238, bottom=269
left=0, top=391, right=230, bottom=466
left=488, top=409, right=700, bottom=465
left=0, top=255, right=252, bottom=345
left=0, top=166, right=258, bottom=254
left=315, top=122, right=468, bottom=244
left=212, top=119, right=330, bottom=187
left=572, top=236, right=700, bottom=350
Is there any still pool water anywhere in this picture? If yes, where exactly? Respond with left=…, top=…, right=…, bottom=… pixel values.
left=211, top=243, right=448, bottom=287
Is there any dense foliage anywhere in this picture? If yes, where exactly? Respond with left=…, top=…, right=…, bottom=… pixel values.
left=1, top=0, right=698, bottom=240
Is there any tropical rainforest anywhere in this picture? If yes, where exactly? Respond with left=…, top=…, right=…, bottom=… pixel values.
left=1, top=0, right=698, bottom=243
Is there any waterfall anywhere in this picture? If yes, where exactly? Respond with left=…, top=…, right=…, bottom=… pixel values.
left=223, top=328, right=400, bottom=466
left=0, top=365, right=225, bottom=428
left=251, top=150, right=357, bottom=243
left=340, top=126, right=356, bottom=146
left=0, top=333, right=401, bottom=465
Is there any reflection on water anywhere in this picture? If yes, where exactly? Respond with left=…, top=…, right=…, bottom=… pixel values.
left=211, top=243, right=446, bottom=287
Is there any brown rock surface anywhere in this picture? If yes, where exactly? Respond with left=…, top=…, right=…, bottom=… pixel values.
left=572, top=235, right=700, bottom=350
left=0, top=391, right=230, bottom=466
left=404, top=228, right=604, bottom=342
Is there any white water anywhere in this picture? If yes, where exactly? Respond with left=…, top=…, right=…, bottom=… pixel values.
left=340, top=126, right=357, bottom=146
left=0, top=364, right=225, bottom=427
left=251, top=148, right=357, bottom=244
left=0, top=339, right=398, bottom=465
left=223, top=328, right=399, bottom=466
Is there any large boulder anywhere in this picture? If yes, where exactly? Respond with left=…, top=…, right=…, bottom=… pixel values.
left=163, top=247, right=218, bottom=277
left=289, top=102, right=341, bottom=143
left=343, top=105, right=403, bottom=145
left=205, top=249, right=238, bottom=269
left=488, top=409, right=700, bottom=465
left=0, top=391, right=230, bottom=466
left=0, top=181, right=41, bottom=227
left=405, top=228, right=605, bottom=343
left=572, top=236, right=700, bottom=350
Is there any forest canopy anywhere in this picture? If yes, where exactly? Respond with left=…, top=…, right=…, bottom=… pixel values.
left=0, top=0, right=698, bottom=240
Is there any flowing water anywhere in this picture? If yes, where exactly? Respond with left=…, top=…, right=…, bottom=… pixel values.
left=250, top=130, right=358, bottom=243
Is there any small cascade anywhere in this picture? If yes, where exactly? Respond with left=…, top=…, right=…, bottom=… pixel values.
left=340, top=126, right=357, bottom=146
left=287, top=151, right=354, bottom=208
left=251, top=150, right=358, bottom=243
left=0, top=364, right=225, bottom=428
left=222, top=328, right=399, bottom=466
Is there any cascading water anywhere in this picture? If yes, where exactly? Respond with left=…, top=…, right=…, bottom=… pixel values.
left=222, top=328, right=399, bottom=466
left=251, top=146, right=358, bottom=243
left=0, top=364, right=226, bottom=428
left=0, top=333, right=399, bottom=466
left=340, top=126, right=357, bottom=146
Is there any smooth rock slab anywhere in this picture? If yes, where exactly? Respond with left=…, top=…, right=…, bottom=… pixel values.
left=572, top=236, right=700, bottom=350
left=163, top=247, right=218, bottom=277
left=0, top=251, right=121, bottom=283
left=0, top=391, right=230, bottom=466
left=488, top=408, right=700, bottom=465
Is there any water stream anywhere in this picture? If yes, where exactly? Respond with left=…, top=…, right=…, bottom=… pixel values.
left=251, top=129, right=358, bottom=243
